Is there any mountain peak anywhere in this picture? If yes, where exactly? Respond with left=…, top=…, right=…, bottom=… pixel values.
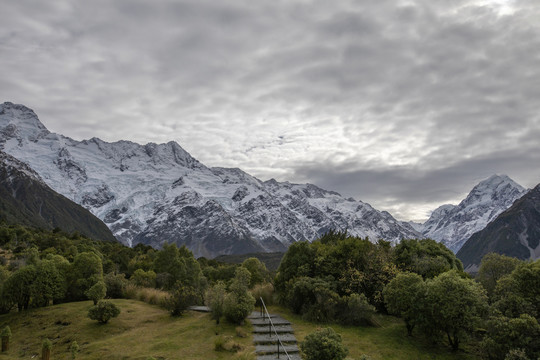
left=421, top=174, right=528, bottom=253
left=0, top=102, right=50, bottom=143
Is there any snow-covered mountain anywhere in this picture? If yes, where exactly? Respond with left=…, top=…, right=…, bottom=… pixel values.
left=0, top=150, right=116, bottom=241
left=0, top=102, right=421, bottom=257
left=420, top=175, right=528, bottom=252
left=457, top=183, right=540, bottom=271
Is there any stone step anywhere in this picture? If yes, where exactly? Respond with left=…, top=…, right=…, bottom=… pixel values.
left=253, top=324, right=294, bottom=334
left=250, top=317, right=291, bottom=326
left=253, top=333, right=297, bottom=345
left=248, top=312, right=278, bottom=319
left=256, top=344, right=300, bottom=355
left=256, top=353, right=302, bottom=360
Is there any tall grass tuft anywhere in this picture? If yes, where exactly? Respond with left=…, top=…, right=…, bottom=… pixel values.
left=251, top=283, right=274, bottom=306
left=123, top=284, right=170, bottom=308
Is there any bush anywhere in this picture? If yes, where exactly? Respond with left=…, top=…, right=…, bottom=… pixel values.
left=104, top=272, right=128, bottom=299
left=338, top=293, right=376, bottom=326
left=223, top=291, right=255, bottom=325
left=301, top=327, right=348, bottom=360
left=85, top=281, right=106, bottom=305
left=165, top=285, right=200, bottom=316
left=69, top=341, right=79, bottom=359
left=214, top=335, right=227, bottom=352
left=205, top=282, right=227, bottom=324
left=88, top=301, right=121, bottom=323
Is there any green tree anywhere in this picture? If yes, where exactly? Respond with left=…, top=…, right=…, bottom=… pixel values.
left=131, top=269, right=156, bottom=288
left=223, top=267, right=255, bottom=324
left=493, top=260, right=540, bottom=319
left=394, top=239, right=463, bottom=278
left=68, top=252, right=103, bottom=300
left=480, top=314, right=540, bottom=360
left=154, top=244, right=202, bottom=290
left=85, top=281, right=107, bottom=305
left=88, top=301, right=120, bottom=323
left=4, top=265, right=36, bottom=311
left=205, top=281, right=227, bottom=324
left=31, top=259, right=65, bottom=307
left=241, top=257, right=268, bottom=288
left=383, top=272, right=425, bottom=335
left=422, top=270, right=488, bottom=350
left=103, top=272, right=128, bottom=299
left=477, top=253, right=521, bottom=299
left=300, top=327, right=348, bottom=360
left=166, top=284, right=200, bottom=316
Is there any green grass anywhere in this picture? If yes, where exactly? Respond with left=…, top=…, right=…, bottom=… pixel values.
left=267, top=305, right=479, bottom=360
left=0, top=299, right=254, bottom=360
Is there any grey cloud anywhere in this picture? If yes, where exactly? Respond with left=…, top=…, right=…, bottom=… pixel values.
left=1, top=0, right=540, bottom=220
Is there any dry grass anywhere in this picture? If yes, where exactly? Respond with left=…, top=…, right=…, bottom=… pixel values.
left=123, top=284, right=171, bottom=307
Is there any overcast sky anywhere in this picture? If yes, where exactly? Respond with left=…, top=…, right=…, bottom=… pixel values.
left=1, top=0, right=540, bottom=221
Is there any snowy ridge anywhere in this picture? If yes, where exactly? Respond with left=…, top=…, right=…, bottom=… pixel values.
left=420, top=175, right=528, bottom=252
left=0, top=102, right=421, bottom=257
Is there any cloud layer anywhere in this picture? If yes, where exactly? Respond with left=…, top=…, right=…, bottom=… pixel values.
left=1, top=0, right=539, bottom=220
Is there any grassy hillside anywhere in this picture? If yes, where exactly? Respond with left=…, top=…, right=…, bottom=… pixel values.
left=267, top=305, right=477, bottom=360
left=0, top=299, right=254, bottom=360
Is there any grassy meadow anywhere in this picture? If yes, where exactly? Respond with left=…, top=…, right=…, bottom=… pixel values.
left=267, top=305, right=477, bottom=360
left=0, top=299, right=254, bottom=360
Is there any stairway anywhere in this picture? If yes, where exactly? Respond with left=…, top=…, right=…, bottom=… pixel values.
left=248, top=311, right=302, bottom=360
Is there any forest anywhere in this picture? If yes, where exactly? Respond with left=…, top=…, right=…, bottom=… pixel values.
left=0, top=224, right=538, bottom=360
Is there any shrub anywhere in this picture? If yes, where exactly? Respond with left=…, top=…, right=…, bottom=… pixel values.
left=88, top=301, right=121, bottom=324
left=85, top=281, right=106, bottom=305
left=165, top=285, right=199, bottom=316
left=205, top=282, right=226, bottom=324
left=223, top=291, right=255, bottom=325
left=214, top=335, right=227, bottom=352
left=235, top=327, right=248, bottom=338
left=338, top=293, right=376, bottom=326
left=300, top=327, right=348, bottom=360
left=504, top=349, right=529, bottom=360
left=104, top=272, right=128, bottom=299
left=69, top=341, right=79, bottom=359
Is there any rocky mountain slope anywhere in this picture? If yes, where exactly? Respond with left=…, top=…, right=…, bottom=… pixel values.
left=419, top=175, right=527, bottom=252
left=457, top=184, right=540, bottom=271
left=0, top=150, right=117, bottom=241
left=0, top=102, right=420, bottom=257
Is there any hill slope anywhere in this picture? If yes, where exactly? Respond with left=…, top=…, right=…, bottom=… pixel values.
left=0, top=150, right=117, bottom=242
left=457, top=184, right=540, bottom=271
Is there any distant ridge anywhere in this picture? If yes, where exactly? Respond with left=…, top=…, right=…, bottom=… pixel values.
left=0, top=150, right=117, bottom=242
left=457, top=183, right=540, bottom=271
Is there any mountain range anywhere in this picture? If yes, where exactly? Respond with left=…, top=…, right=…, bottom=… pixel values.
left=1, top=101, right=537, bottom=262
left=0, top=102, right=420, bottom=258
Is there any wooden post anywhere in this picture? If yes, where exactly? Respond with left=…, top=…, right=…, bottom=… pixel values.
left=42, top=339, right=52, bottom=360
